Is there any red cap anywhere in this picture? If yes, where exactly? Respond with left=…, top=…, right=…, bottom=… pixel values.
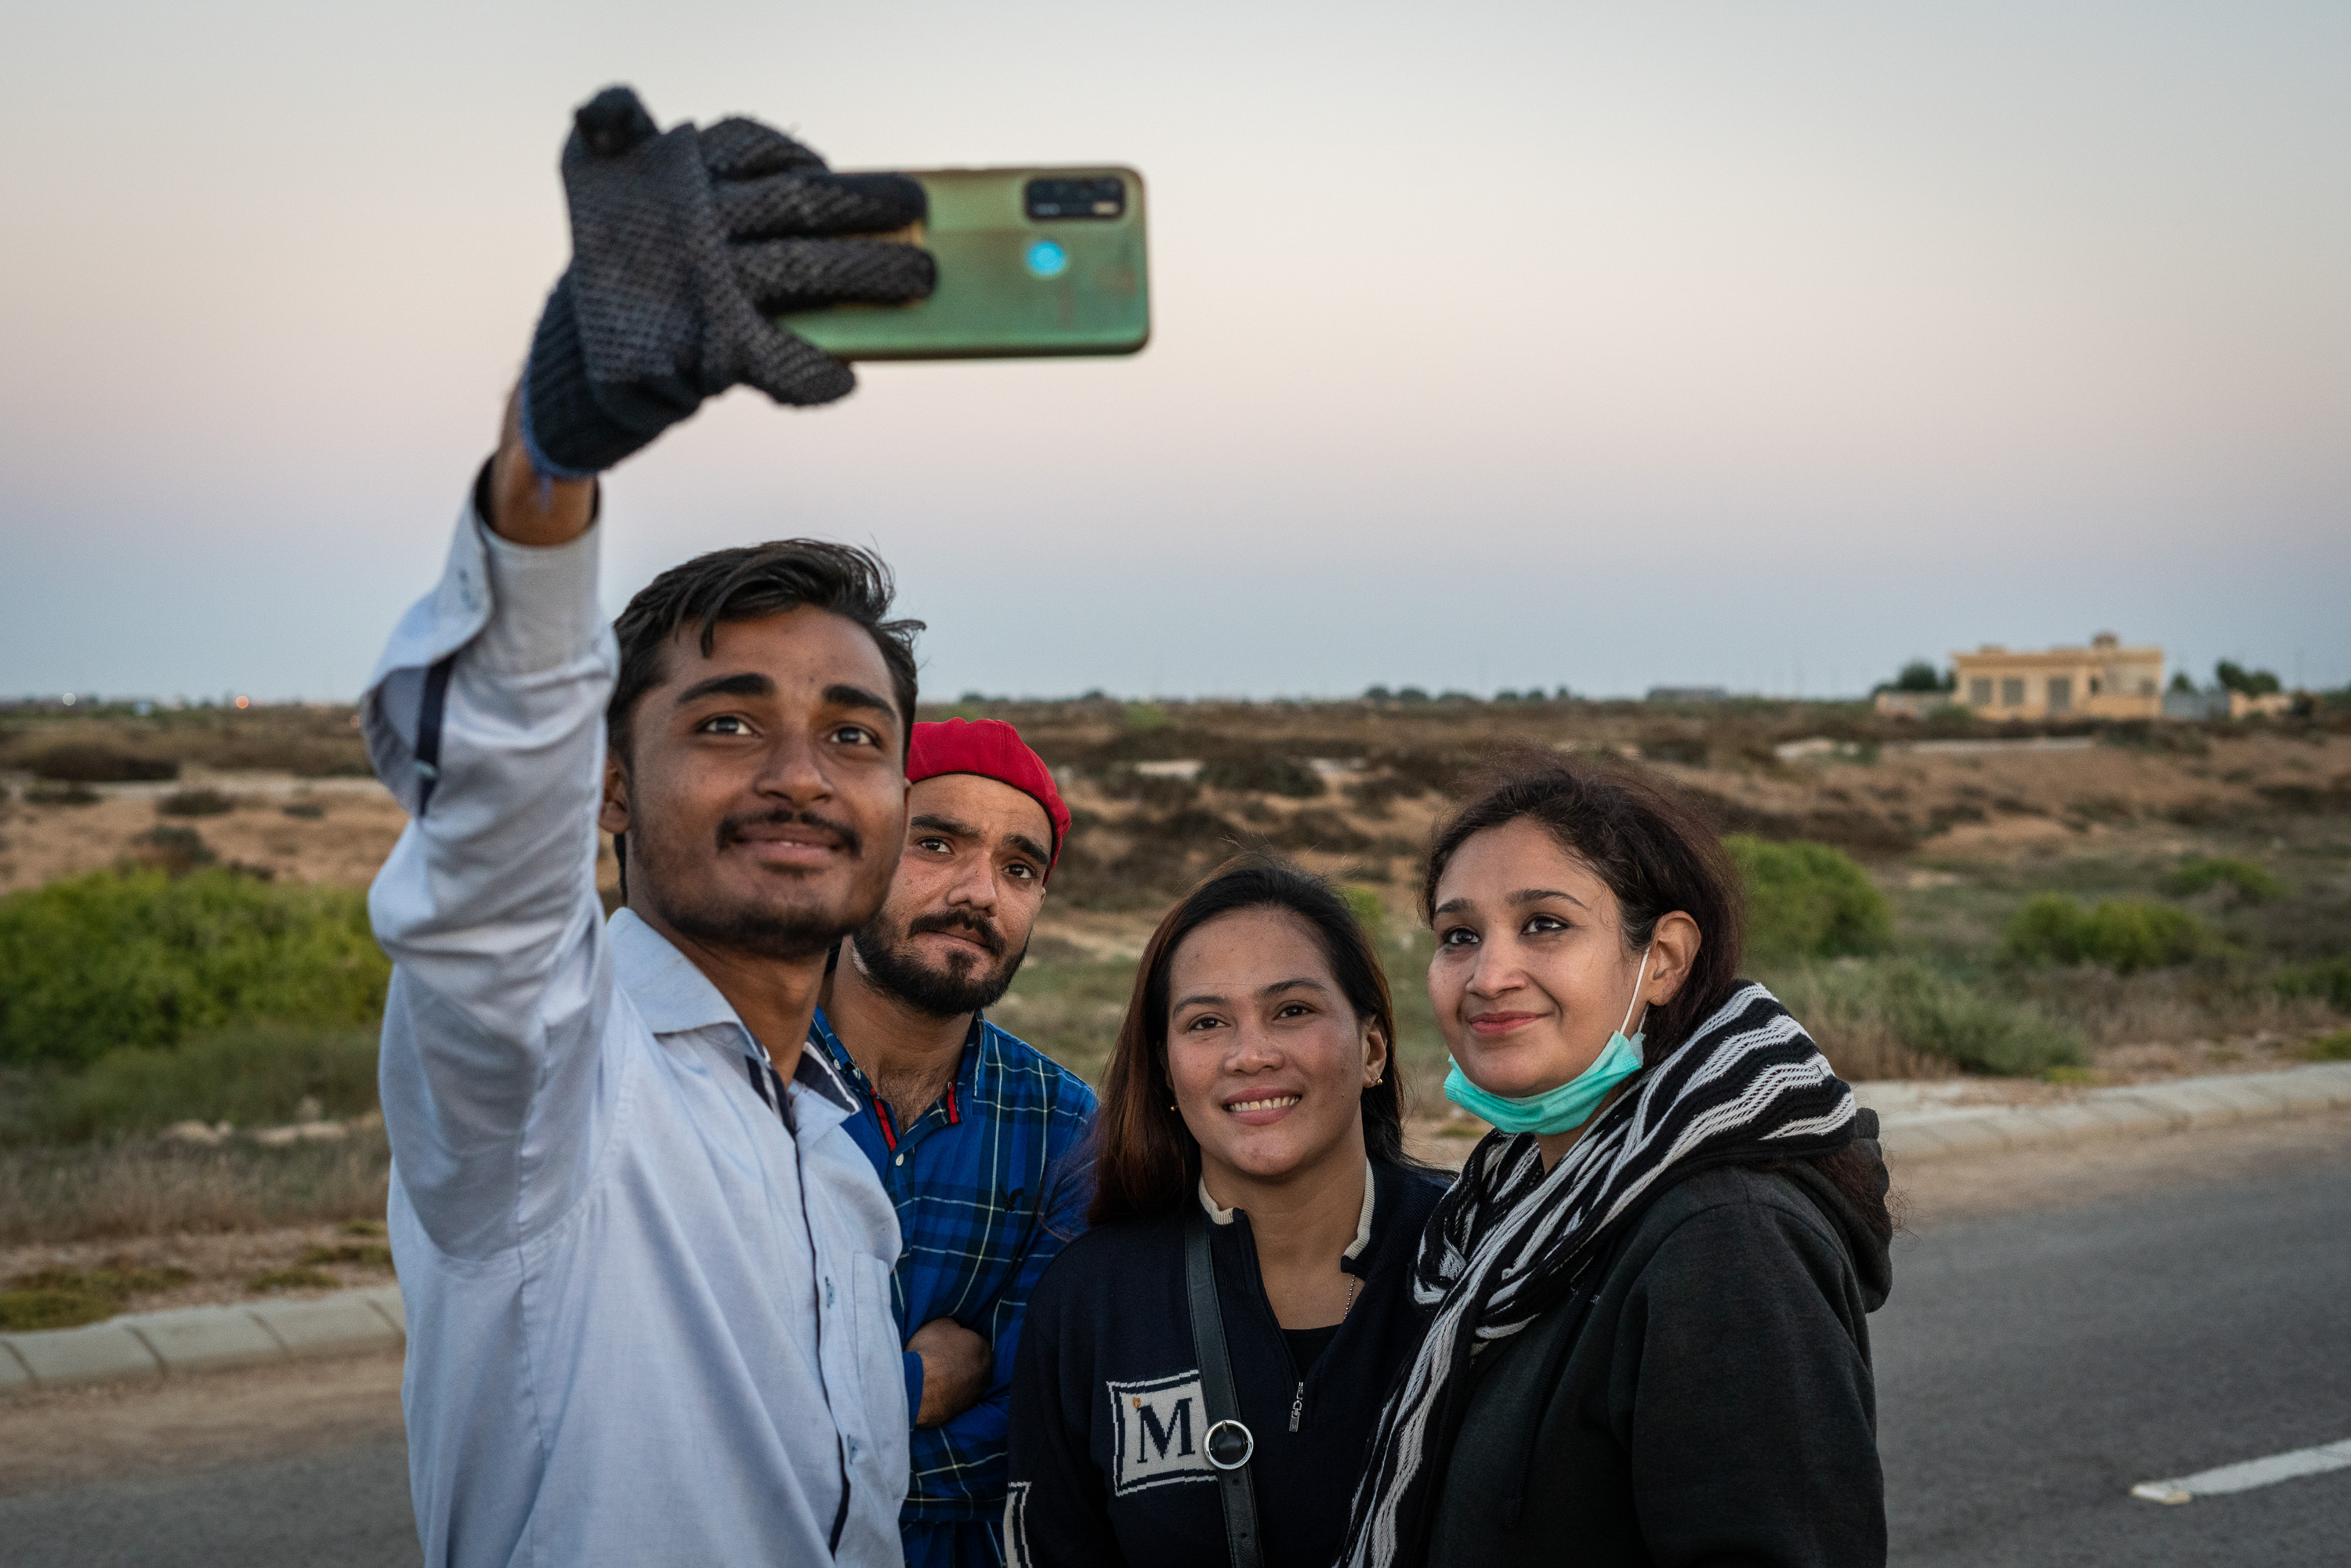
left=905, top=718, right=1072, bottom=874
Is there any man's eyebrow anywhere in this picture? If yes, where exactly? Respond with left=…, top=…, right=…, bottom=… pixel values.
left=1004, top=832, right=1052, bottom=867
left=672, top=672, right=773, bottom=708
left=822, top=683, right=898, bottom=722
left=911, top=813, right=976, bottom=840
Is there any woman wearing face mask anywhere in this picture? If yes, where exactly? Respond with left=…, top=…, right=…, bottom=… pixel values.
left=1341, top=749, right=1894, bottom=1568
left=1005, top=856, right=1445, bottom=1568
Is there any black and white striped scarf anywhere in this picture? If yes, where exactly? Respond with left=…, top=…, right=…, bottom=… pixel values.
left=1339, top=983, right=1856, bottom=1568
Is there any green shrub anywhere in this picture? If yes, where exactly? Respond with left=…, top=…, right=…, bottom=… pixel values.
left=0, top=1131, right=393, bottom=1243
left=1199, top=755, right=1324, bottom=798
left=24, top=744, right=178, bottom=784
left=248, top=1266, right=339, bottom=1293
left=1889, top=660, right=1947, bottom=693
left=1871, top=963, right=2087, bottom=1074
left=1093, top=765, right=1200, bottom=808
left=2161, top=856, right=2285, bottom=903
left=2215, top=660, right=2281, bottom=697
left=1728, top=837, right=1894, bottom=961
left=1266, top=808, right=1373, bottom=853
left=1337, top=884, right=1388, bottom=941
left=1771, top=958, right=2087, bottom=1077
left=1640, top=734, right=1710, bottom=766
left=0, top=1287, right=112, bottom=1331
left=158, top=788, right=236, bottom=817
left=2305, top=1030, right=2351, bottom=1062
left=2000, top=894, right=2204, bottom=973
left=35, top=1025, right=380, bottom=1142
left=0, top=1262, right=195, bottom=1331
left=301, top=1241, right=393, bottom=1269
left=2277, top=957, right=2351, bottom=1013
left=127, top=824, right=216, bottom=875
left=0, top=869, right=390, bottom=1069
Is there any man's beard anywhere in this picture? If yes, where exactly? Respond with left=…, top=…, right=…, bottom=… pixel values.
left=853, top=906, right=1028, bottom=1019
left=635, top=806, right=878, bottom=962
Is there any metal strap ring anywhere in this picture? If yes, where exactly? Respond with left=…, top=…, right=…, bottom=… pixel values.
left=1205, top=1418, right=1255, bottom=1471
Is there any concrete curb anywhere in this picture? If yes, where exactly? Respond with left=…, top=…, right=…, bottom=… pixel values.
left=1868, top=1061, right=2351, bottom=1164
left=0, top=1285, right=404, bottom=1398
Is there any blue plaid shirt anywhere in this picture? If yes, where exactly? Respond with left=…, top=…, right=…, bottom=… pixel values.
left=810, top=1006, right=1096, bottom=1527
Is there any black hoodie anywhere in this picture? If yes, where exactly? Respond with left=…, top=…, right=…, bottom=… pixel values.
left=1419, top=1137, right=1896, bottom=1568
left=1007, top=1160, right=1445, bottom=1568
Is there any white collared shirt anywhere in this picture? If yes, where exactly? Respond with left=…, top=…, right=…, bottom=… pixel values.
left=1197, top=1160, right=1378, bottom=1259
left=365, top=493, right=908, bottom=1567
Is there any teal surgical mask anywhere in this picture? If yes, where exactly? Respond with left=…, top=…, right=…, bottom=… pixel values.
left=1444, top=947, right=1651, bottom=1135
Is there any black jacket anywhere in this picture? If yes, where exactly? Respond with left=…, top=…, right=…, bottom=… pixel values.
left=1007, top=1161, right=1446, bottom=1568
left=1422, top=1146, right=1895, bottom=1568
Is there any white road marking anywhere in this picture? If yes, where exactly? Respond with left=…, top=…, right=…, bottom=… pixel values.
left=2130, top=1437, right=2351, bottom=1504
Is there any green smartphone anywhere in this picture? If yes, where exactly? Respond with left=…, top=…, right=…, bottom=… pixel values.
left=780, top=167, right=1149, bottom=360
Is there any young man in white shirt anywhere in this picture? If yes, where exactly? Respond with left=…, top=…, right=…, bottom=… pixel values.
left=364, top=85, right=969, bottom=1566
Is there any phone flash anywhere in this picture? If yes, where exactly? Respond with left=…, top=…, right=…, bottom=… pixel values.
left=1025, top=239, right=1070, bottom=278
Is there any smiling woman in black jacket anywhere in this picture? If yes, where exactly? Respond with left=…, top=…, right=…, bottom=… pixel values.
left=1340, top=750, right=1895, bottom=1568
left=1005, top=857, right=1444, bottom=1568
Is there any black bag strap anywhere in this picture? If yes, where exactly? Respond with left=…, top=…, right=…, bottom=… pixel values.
left=1183, top=1204, right=1263, bottom=1568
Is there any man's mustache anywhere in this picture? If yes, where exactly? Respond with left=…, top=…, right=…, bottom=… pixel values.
left=713, top=808, right=862, bottom=857
left=906, top=907, right=1006, bottom=958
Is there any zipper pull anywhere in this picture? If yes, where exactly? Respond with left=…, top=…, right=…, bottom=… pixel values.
left=1289, top=1381, right=1305, bottom=1432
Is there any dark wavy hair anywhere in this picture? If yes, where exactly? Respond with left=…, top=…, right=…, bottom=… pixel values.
left=1089, top=854, right=1418, bottom=1228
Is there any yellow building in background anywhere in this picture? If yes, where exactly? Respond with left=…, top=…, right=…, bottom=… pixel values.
left=1951, top=632, right=2163, bottom=720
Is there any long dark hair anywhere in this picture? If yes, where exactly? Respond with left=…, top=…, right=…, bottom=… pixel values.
left=1089, top=854, right=1415, bottom=1228
left=1423, top=747, right=1891, bottom=1238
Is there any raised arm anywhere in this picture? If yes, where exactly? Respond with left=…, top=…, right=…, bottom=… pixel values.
left=487, top=386, right=596, bottom=547
left=363, top=414, right=618, bottom=1260
left=364, top=85, right=932, bottom=1258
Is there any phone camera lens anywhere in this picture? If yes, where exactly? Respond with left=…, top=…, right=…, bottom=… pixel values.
left=1024, top=176, right=1125, bottom=221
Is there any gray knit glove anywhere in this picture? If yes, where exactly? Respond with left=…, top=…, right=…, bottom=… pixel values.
left=521, top=86, right=933, bottom=479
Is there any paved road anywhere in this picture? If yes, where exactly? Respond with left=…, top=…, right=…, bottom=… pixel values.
left=4, top=1144, right=2343, bottom=1566
left=1876, top=1149, right=2351, bottom=1565
left=0, top=1433, right=418, bottom=1568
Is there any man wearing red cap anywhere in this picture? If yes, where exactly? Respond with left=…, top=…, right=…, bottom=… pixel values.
left=812, top=718, right=1098, bottom=1568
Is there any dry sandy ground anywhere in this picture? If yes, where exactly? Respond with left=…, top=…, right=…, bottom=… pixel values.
left=0, top=775, right=411, bottom=897
left=7, top=1110, right=2345, bottom=1497
left=0, top=770, right=626, bottom=901
left=1, top=1222, right=398, bottom=1316
left=8, top=728, right=2346, bottom=902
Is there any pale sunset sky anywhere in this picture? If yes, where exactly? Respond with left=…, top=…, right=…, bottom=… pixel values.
left=2, top=1, right=2344, bottom=701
